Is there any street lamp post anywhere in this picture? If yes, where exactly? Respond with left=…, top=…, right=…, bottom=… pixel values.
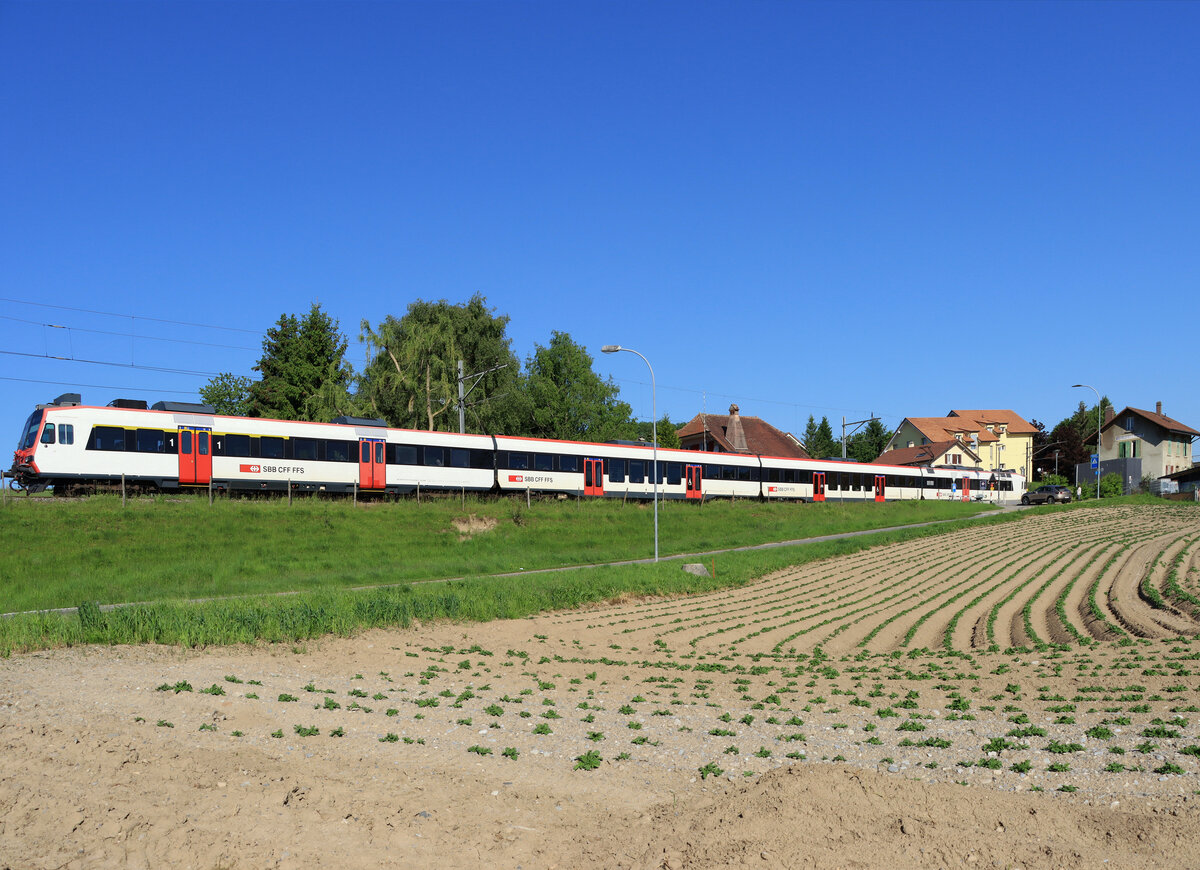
left=602, top=345, right=658, bottom=562
left=1072, top=383, right=1102, bottom=499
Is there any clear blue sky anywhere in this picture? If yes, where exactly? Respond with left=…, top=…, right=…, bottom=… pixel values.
left=4, top=1, right=1198, bottom=470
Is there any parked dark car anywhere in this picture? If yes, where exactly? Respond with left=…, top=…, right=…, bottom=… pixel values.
left=1021, top=485, right=1072, bottom=505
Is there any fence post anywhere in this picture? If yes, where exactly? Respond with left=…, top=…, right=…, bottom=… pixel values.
left=526, top=486, right=530, bottom=509
left=417, top=482, right=421, bottom=505
left=461, top=485, right=465, bottom=510
left=288, top=478, right=292, bottom=506
left=208, top=477, right=213, bottom=506
left=353, top=481, right=357, bottom=505
left=122, top=473, right=126, bottom=508
left=2, top=471, right=6, bottom=507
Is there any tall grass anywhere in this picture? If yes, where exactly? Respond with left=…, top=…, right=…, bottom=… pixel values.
left=0, top=505, right=1026, bottom=656
left=0, top=494, right=996, bottom=612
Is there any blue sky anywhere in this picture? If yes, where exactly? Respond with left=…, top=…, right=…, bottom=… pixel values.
left=4, top=1, right=1198, bottom=470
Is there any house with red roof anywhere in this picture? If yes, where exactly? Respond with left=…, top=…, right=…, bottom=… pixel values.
left=878, top=409, right=1036, bottom=475
left=675, top=405, right=810, bottom=459
left=1099, top=401, right=1196, bottom=480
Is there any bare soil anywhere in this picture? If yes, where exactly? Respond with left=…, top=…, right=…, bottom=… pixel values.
left=4, top=504, right=1200, bottom=869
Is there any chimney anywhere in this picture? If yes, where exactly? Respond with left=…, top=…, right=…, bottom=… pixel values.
left=1105, top=406, right=1114, bottom=424
left=1156, top=401, right=1163, bottom=416
left=726, top=404, right=749, bottom=453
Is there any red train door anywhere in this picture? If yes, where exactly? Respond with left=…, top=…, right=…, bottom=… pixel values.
left=874, top=475, right=886, bottom=502
left=961, top=476, right=970, bottom=502
left=584, top=458, right=604, bottom=496
left=685, top=464, right=703, bottom=500
left=359, top=439, right=386, bottom=490
left=178, top=427, right=212, bottom=486
left=813, top=471, right=826, bottom=502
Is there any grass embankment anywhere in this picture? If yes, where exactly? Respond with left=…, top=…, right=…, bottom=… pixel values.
left=0, top=495, right=1007, bottom=655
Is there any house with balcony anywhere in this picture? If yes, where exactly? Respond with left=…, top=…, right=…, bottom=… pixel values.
left=879, top=409, right=1036, bottom=475
left=1085, top=401, right=1198, bottom=489
left=873, top=439, right=983, bottom=469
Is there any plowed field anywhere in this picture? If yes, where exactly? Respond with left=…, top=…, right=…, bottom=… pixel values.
left=4, top=503, right=1200, bottom=869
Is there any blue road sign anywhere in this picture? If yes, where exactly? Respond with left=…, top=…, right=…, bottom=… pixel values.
left=1090, top=454, right=1099, bottom=469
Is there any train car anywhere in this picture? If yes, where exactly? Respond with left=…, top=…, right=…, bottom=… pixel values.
left=11, top=393, right=1023, bottom=504
left=491, top=435, right=701, bottom=501
left=10, top=394, right=497, bottom=496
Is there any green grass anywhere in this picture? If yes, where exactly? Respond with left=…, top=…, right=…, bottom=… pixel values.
left=0, top=496, right=1012, bottom=655
left=1, top=494, right=997, bottom=612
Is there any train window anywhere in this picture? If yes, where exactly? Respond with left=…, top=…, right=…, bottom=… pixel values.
left=394, top=444, right=417, bottom=465
left=666, top=463, right=681, bottom=485
left=20, top=411, right=43, bottom=450
left=450, top=448, right=470, bottom=468
left=423, top=447, right=447, bottom=467
left=260, top=437, right=285, bottom=459
left=180, top=431, right=192, bottom=455
left=223, top=434, right=251, bottom=457
left=40, top=423, right=55, bottom=444
left=471, top=449, right=493, bottom=469
left=608, top=458, right=626, bottom=483
left=60, top=424, right=74, bottom=445
left=534, top=453, right=554, bottom=472
left=325, top=440, right=349, bottom=463
left=737, top=466, right=751, bottom=482
left=629, top=460, right=644, bottom=483
left=764, top=468, right=777, bottom=483
left=293, top=438, right=318, bottom=461
left=505, top=451, right=529, bottom=470
left=361, top=442, right=371, bottom=463
left=249, top=437, right=260, bottom=458
left=198, top=432, right=209, bottom=456
left=375, top=442, right=384, bottom=464
left=136, top=429, right=164, bottom=453
left=558, top=454, right=579, bottom=473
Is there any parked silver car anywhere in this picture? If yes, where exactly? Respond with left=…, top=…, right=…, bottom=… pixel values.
left=1021, top=485, right=1072, bottom=505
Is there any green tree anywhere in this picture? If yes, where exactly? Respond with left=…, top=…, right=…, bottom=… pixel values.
left=1047, top=418, right=1088, bottom=473
left=199, top=372, right=252, bottom=417
left=848, top=418, right=891, bottom=463
left=523, top=332, right=633, bottom=441
left=802, top=415, right=838, bottom=459
left=246, top=304, right=351, bottom=421
left=631, top=415, right=682, bottom=449
left=360, top=295, right=524, bottom=432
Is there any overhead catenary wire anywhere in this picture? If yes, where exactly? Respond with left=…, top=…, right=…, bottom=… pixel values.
left=0, top=349, right=221, bottom=377
left=0, top=376, right=201, bottom=396
left=0, top=296, right=262, bottom=334
left=0, top=314, right=258, bottom=351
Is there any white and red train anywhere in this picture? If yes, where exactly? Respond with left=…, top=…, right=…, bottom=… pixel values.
left=11, top=394, right=1023, bottom=502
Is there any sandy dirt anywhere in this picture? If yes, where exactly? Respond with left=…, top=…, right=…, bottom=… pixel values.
left=4, top=504, right=1200, bottom=869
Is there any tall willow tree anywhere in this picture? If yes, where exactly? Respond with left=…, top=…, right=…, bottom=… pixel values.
left=360, top=295, right=523, bottom=432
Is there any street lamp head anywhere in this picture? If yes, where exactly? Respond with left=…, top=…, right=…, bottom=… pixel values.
left=1071, top=383, right=1085, bottom=388
left=601, top=345, right=621, bottom=354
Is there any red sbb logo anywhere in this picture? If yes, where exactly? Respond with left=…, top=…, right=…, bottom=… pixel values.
left=508, top=474, right=523, bottom=483
left=240, top=464, right=261, bottom=473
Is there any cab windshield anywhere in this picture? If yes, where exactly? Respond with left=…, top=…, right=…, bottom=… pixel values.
left=18, top=410, right=42, bottom=451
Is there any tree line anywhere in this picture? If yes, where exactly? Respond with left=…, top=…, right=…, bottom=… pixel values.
left=200, top=296, right=681, bottom=447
